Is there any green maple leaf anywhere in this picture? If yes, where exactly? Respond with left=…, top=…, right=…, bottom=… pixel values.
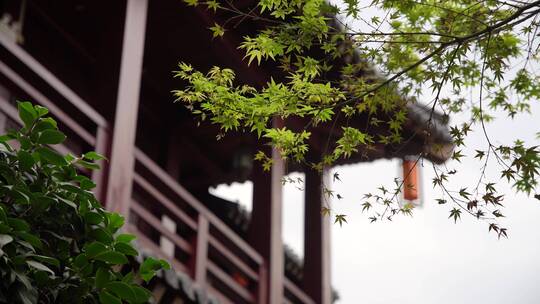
left=183, top=0, right=198, bottom=6
left=458, top=188, right=471, bottom=199
left=361, top=202, right=371, bottom=212
left=449, top=208, right=461, bottom=223
left=209, top=23, right=225, bottom=38
left=205, top=0, right=219, bottom=11
left=321, top=207, right=331, bottom=217
left=334, top=214, right=347, bottom=227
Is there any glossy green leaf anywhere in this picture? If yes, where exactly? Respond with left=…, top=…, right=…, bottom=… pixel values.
left=26, top=260, right=55, bottom=276
left=115, top=233, right=136, bottom=244
left=0, top=234, right=13, bottom=248
left=9, top=188, right=30, bottom=204
left=0, top=205, right=7, bottom=223
left=33, top=118, right=57, bottom=133
left=121, top=271, right=135, bottom=283
left=34, top=105, right=49, bottom=117
left=95, top=267, right=111, bottom=289
left=114, top=242, right=138, bottom=256
left=84, top=212, right=104, bottom=225
left=7, top=218, right=30, bottom=231
left=131, top=286, right=152, bottom=304
left=32, top=195, right=55, bottom=214
left=107, top=213, right=124, bottom=232
left=36, top=147, right=67, bottom=166
left=37, top=129, right=66, bottom=145
left=17, top=151, right=34, bottom=171
left=55, top=195, right=78, bottom=209
left=17, top=101, right=37, bottom=128
left=83, top=151, right=107, bottom=161
left=94, top=251, right=128, bottom=265
left=75, top=159, right=100, bottom=170
left=16, top=232, right=43, bottom=250
left=30, top=255, right=60, bottom=268
left=139, top=257, right=170, bottom=282
left=73, top=253, right=89, bottom=268
left=99, top=290, right=121, bottom=304
left=84, top=242, right=108, bottom=259
left=76, top=175, right=96, bottom=190
left=104, top=281, right=136, bottom=303
left=90, top=228, right=113, bottom=244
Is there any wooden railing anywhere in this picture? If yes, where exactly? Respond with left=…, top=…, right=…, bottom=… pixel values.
left=129, top=149, right=266, bottom=303
left=0, top=33, right=111, bottom=201
left=0, top=32, right=316, bottom=304
left=284, top=278, right=316, bottom=304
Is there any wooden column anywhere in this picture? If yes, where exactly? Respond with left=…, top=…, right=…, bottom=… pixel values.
left=105, top=0, right=148, bottom=216
left=303, top=164, right=332, bottom=304
left=247, top=123, right=285, bottom=304
left=268, top=139, right=285, bottom=304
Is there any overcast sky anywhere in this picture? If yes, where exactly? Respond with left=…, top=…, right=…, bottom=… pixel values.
left=212, top=2, right=540, bottom=302
left=326, top=100, right=540, bottom=303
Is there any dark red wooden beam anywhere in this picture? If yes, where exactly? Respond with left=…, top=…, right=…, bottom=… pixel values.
left=106, top=0, right=148, bottom=216
left=303, top=153, right=332, bottom=304
left=247, top=119, right=285, bottom=304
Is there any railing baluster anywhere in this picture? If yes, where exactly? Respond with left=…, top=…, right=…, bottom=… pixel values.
left=193, top=215, right=209, bottom=287
left=92, top=126, right=110, bottom=203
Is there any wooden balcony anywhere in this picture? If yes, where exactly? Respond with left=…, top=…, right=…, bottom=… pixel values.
left=129, top=148, right=266, bottom=303
left=0, top=32, right=317, bottom=303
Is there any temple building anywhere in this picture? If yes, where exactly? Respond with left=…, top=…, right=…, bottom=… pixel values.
left=0, top=1, right=452, bottom=303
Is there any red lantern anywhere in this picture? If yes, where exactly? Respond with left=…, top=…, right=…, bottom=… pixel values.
left=402, top=158, right=418, bottom=201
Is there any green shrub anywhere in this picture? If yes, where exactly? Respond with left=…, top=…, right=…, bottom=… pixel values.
left=0, top=102, right=169, bottom=304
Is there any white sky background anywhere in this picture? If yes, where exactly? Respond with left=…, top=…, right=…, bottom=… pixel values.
left=212, top=1, right=540, bottom=303
left=327, top=109, right=540, bottom=304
